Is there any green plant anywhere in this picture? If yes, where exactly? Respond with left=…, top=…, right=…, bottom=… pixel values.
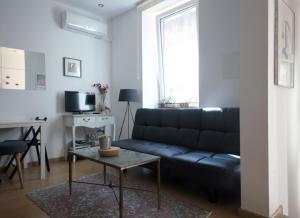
left=160, top=96, right=175, bottom=104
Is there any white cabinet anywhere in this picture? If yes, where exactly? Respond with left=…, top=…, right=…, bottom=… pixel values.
left=0, top=47, right=26, bottom=90
left=1, top=69, right=25, bottom=90
left=1, top=48, right=25, bottom=70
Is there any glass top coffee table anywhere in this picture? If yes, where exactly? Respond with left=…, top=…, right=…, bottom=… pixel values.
left=68, top=147, right=161, bottom=218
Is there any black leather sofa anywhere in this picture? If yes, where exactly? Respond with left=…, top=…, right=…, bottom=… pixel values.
left=112, top=108, right=240, bottom=202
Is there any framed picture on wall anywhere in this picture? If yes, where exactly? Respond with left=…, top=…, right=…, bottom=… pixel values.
left=63, top=57, right=82, bottom=78
left=274, top=0, right=295, bottom=88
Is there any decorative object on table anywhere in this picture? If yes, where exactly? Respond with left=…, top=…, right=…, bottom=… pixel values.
left=92, top=82, right=109, bottom=112
left=26, top=173, right=211, bottom=218
left=275, top=0, right=295, bottom=88
left=99, top=134, right=111, bottom=150
left=63, top=57, right=82, bottom=78
left=98, top=146, right=120, bottom=157
left=118, top=89, right=139, bottom=139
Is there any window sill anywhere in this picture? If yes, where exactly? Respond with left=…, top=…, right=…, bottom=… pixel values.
left=158, top=102, right=199, bottom=109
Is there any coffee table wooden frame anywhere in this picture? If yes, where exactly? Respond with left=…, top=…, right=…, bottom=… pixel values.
left=68, top=149, right=161, bottom=218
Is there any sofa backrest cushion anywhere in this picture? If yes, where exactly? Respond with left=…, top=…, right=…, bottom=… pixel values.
left=132, top=108, right=240, bottom=155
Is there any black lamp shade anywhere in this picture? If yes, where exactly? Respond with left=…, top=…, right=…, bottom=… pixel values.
left=118, top=89, right=139, bottom=102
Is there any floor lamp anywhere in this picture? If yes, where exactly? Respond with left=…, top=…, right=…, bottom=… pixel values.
left=118, top=89, right=138, bottom=139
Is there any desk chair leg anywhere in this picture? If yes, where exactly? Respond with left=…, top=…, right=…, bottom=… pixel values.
left=35, top=145, right=41, bottom=165
left=35, top=145, right=50, bottom=172
left=10, top=146, right=50, bottom=180
left=6, top=145, right=30, bottom=173
left=36, top=146, right=50, bottom=172
left=45, top=148, right=50, bottom=172
left=14, top=154, right=24, bottom=189
left=4, top=156, right=15, bottom=172
left=9, top=146, right=30, bottom=180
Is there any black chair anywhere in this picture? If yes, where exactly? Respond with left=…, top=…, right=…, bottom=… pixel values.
left=0, top=141, right=27, bottom=188
left=4, top=117, right=50, bottom=179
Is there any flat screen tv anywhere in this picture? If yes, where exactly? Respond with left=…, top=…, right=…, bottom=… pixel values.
left=65, top=91, right=95, bottom=113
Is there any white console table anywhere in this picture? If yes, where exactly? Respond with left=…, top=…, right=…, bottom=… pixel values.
left=63, top=114, right=116, bottom=162
left=0, top=120, right=46, bottom=179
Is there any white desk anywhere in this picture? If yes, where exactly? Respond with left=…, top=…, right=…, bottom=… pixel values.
left=64, top=114, right=116, bottom=162
left=0, top=120, right=46, bottom=180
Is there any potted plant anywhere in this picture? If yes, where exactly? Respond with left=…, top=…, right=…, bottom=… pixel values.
left=159, top=97, right=194, bottom=108
left=159, top=96, right=176, bottom=108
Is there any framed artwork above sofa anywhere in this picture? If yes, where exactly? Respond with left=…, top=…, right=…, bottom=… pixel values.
left=274, top=0, right=295, bottom=88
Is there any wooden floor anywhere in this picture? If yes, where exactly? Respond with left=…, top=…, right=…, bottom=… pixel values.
left=0, top=160, right=240, bottom=218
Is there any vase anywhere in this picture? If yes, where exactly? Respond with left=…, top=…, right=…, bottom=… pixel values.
left=97, top=93, right=106, bottom=113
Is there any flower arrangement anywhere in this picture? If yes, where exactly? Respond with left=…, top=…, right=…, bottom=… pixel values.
left=92, top=83, right=109, bottom=95
left=92, top=83, right=109, bottom=111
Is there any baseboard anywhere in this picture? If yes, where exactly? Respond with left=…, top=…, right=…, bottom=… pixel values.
left=239, top=205, right=283, bottom=218
left=238, top=208, right=267, bottom=218
left=27, top=156, right=65, bottom=167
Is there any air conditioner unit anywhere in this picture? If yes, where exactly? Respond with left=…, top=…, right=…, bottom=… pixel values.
left=62, top=11, right=107, bottom=39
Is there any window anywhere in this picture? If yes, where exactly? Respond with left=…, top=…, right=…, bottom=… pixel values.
left=158, top=5, right=199, bottom=106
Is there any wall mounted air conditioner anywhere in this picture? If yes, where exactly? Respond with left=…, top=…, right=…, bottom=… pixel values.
left=62, top=11, right=107, bottom=39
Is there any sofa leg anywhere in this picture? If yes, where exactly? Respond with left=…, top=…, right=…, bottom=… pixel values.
left=208, top=189, right=218, bottom=203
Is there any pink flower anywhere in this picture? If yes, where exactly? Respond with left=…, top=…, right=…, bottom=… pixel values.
left=92, top=83, right=109, bottom=94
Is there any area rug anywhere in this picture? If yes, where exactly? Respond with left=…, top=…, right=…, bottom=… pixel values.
left=27, top=173, right=211, bottom=218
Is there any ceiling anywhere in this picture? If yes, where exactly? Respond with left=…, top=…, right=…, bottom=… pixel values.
left=54, top=0, right=144, bottom=19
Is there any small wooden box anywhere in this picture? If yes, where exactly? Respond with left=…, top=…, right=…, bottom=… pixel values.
left=98, top=147, right=120, bottom=157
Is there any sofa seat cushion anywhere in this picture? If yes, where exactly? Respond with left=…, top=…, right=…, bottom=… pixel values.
left=197, top=155, right=240, bottom=172
left=212, top=153, right=240, bottom=163
left=196, top=154, right=240, bottom=181
left=172, top=151, right=214, bottom=163
left=188, top=154, right=240, bottom=190
left=112, top=139, right=191, bottom=158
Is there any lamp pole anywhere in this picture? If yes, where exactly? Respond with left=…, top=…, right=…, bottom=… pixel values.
left=118, top=89, right=138, bottom=140
left=127, top=101, right=130, bottom=138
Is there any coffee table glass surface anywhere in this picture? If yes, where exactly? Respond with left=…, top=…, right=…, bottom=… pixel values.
left=69, top=146, right=160, bottom=170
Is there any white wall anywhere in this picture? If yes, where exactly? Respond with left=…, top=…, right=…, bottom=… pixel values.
left=240, top=0, right=270, bottom=216
left=272, top=0, right=300, bottom=217
left=0, top=0, right=111, bottom=160
left=198, top=0, right=240, bottom=108
left=241, top=0, right=300, bottom=217
left=111, top=9, right=141, bottom=140
left=268, top=0, right=289, bottom=215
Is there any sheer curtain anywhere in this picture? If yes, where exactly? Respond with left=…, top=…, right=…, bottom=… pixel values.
left=160, top=6, right=199, bottom=103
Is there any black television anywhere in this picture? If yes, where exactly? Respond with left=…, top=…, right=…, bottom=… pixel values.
left=65, top=91, right=96, bottom=113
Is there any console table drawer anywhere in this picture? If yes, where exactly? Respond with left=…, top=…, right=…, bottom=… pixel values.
left=75, top=117, right=95, bottom=124
left=96, top=116, right=114, bottom=123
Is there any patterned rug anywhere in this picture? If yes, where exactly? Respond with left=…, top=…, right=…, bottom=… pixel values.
left=27, top=173, right=211, bottom=218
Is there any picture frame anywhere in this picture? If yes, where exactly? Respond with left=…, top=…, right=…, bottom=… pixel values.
left=63, top=57, right=82, bottom=78
left=274, top=0, right=295, bottom=88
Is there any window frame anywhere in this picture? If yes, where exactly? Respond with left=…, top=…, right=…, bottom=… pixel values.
left=156, top=0, right=200, bottom=105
